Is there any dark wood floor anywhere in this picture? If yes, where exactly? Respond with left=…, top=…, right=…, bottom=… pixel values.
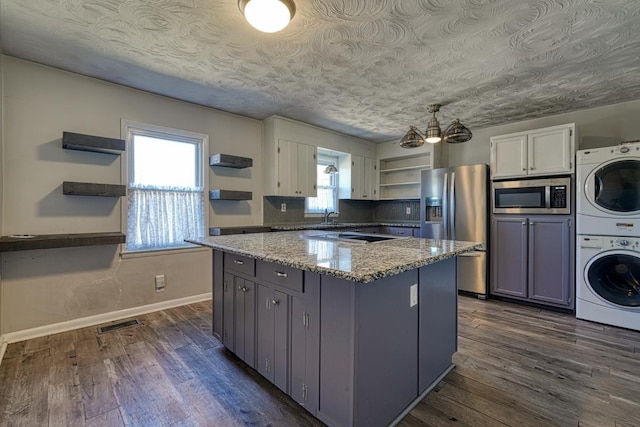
left=1, top=296, right=639, bottom=427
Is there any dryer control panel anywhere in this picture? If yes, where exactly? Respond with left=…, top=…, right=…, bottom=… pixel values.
left=580, top=235, right=640, bottom=250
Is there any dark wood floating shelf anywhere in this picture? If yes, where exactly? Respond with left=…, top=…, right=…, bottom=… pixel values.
left=0, top=232, right=126, bottom=252
left=209, top=154, right=253, bottom=169
left=63, top=181, right=126, bottom=197
left=209, top=190, right=252, bottom=200
left=62, top=131, right=125, bottom=155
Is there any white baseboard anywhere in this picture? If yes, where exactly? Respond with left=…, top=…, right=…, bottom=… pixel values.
left=2, top=292, right=212, bottom=346
left=0, top=335, right=7, bottom=367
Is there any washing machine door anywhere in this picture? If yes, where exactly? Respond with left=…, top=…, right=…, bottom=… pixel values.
left=585, top=159, right=640, bottom=214
left=586, top=252, right=640, bottom=307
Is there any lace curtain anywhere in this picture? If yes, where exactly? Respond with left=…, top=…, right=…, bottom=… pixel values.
left=127, top=184, right=204, bottom=251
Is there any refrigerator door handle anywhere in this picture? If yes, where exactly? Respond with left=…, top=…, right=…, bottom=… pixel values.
left=449, top=171, right=456, bottom=240
left=442, top=172, right=449, bottom=240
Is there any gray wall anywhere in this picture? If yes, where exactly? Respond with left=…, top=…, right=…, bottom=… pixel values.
left=0, top=57, right=263, bottom=335
left=446, top=99, right=640, bottom=167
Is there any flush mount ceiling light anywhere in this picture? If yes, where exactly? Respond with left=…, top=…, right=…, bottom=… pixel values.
left=238, top=0, right=296, bottom=33
left=400, top=104, right=472, bottom=148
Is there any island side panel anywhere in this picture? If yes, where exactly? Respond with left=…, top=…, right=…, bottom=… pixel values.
left=418, top=257, right=457, bottom=393
left=213, top=250, right=224, bottom=340
left=318, top=275, right=356, bottom=427
left=354, top=269, right=419, bottom=427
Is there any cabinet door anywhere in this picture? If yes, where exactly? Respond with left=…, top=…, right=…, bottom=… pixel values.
left=490, top=135, right=527, bottom=179
left=277, top=139, right=297, bottom=197
left=222, top=273, right=235, bottom=350
left=362, top=156, right=375, bottom=199
left=528, top=217, right=572, bottom=306
left=297, top=143, right=317, bottom=197
left=491, top=217, right=528, bottom=298
left=351, top=155, right=364, bottom=199
left=234, top=278, right=256, bottom=367
left=528, top=127, right=573, bottom=176
left=213, top=251, right=224, bottom=341
left=256, top=285, right=289, bottom=392
left=290, top=273, right=320, bottom=415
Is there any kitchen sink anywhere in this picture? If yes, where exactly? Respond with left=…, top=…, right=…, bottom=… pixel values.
left=300, top=231, right=407, bottom=244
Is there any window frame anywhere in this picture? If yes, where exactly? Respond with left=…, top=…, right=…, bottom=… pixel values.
left=305, top=153, right=339, bottom=216
left=120, top=119, right=209, bottom=257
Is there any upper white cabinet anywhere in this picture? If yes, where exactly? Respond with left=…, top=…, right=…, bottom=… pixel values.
left=490, top=123, right=575, bottom=179
left=274, top=139, right=317, bottom=197
left=339, top=155, right=376, bottom=200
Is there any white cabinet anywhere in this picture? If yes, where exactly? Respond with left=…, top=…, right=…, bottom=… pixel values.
left=267, top=139, right=317, bottom=197
left=339, top=155, right=376, bottom=200
left=490, top=123, right=575, bottom=179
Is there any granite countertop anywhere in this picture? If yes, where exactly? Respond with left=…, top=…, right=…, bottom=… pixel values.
left=187, top=230, right=482, bottom=283
left=269, top=222, right=419, bottom=231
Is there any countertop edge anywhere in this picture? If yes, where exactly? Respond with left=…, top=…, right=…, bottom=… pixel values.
left=186, top=237, right=482, bottom=283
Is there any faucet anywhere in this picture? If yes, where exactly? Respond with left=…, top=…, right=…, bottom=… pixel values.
left=323, top=209, right=336, bottom=224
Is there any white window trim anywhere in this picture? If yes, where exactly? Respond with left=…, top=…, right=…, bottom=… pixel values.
left=120, top=119, right=209, bottom=256
left=305, top=153, right=339, bottom=216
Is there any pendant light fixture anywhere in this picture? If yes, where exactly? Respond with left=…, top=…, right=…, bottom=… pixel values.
left=238, top=0, right=296, bottom=33
left=324, top=164, right=338, bottom=174
left=400, top=104, right=472, bottom=148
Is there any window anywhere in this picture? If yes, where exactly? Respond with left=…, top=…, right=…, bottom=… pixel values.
left=306, top=153, right=339, bottom=214
left=123, top=121, right=207, bottom=252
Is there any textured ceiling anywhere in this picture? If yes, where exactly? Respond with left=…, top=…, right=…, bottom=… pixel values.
left=2, top=0, right=640, bottom=142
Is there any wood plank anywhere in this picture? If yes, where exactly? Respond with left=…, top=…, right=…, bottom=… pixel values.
left=62, top=182, right=126, bottom=197
left=62, top=131, right=125, bottom=154
left=47, top=349, right=84, bottom=427
left=84, top=408, right=124, bottom=427
left=78, top=360, right=119, bottom=420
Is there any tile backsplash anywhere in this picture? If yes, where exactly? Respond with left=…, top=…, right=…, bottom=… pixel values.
left=264, top=196, right=419, bottom=224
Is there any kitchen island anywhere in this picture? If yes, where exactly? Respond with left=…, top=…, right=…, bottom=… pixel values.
left=187, top=230, right=482, bottom=427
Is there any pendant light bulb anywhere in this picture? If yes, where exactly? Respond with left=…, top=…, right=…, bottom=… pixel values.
left=239, top=0, right=296, bottom=33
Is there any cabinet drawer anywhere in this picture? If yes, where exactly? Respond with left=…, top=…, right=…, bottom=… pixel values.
left=386, top=227, right=414, bottom=236
left=257, top=261, right=304, bottom=293
left=224, top=254, right=256, bottom=277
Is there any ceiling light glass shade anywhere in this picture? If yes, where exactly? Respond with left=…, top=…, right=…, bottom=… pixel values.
left=400, top=126, right=425, bottom=148
left=324, top=164, right=338, bottom=174
left=238, top=0, right=296, bottom=33
left=443, top=119, right=473, bottom=143
left=425, top=104, right=442, bottom=143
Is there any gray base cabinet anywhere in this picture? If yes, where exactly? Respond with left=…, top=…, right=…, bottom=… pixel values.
left=491, top=215, right=574, bottom=309
left=212, top=250, right=458, bottom=427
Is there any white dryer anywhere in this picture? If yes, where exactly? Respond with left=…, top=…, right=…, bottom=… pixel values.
left=576, top=142, right=640, bottom=236
left=577, top=235, right=640, bottom=331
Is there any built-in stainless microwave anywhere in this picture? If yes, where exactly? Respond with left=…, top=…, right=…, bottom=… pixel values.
left=492, top=177, right=571, bottom=214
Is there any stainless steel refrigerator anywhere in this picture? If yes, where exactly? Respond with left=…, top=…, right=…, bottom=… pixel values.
left=420, top=164, right=489, bottom=297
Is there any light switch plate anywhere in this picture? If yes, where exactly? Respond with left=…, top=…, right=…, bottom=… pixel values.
left=410, top=284, right=418, bottom=307
left=406, top=206, right=411, bottom=215
left=281, top=203, right=287, bottom=212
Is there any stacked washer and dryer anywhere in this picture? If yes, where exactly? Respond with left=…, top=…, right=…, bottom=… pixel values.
left=576, top=142, right=640, bottom=331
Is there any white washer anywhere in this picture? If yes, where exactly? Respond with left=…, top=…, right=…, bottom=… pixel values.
left=576, top=235, right=640, bottom=331
left=576, top=142, right=640, bottom=236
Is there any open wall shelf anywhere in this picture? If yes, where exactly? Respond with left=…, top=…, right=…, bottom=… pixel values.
left=209, top=190, right=252, bottom=200
left=209, top=154, right=253, bottom=169
left=62, top=131, right=125, bottom=155
left=63, top=182, right=126, bottom=197
left=0, top=232, right=126, bottom=252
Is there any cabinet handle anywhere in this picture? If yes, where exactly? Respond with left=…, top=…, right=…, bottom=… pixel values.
left=522, top=221, right=526, bottom=226
left=530, top=167, right=535, bottom=170
left=530, top=222, right=535, bottom=226
left=522, top=168, right=526, bottom=171
left=233, top=259, right=244, bottom=265
left=397, top=231, right=405, bottom=234
left=271, top=299, right=280, bottom=306
left=238, top=285, right=243, bottom=291
left=274, top=271, right=288, bottom=278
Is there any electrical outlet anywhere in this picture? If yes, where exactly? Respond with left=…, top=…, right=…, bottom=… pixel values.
left=155, top=275, right=166, bottom=292
left=281, top=203, right=287, bottom=212
left=410, top=284, right=418, bottom=307
left=406, top=206, right=411, bottom=215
